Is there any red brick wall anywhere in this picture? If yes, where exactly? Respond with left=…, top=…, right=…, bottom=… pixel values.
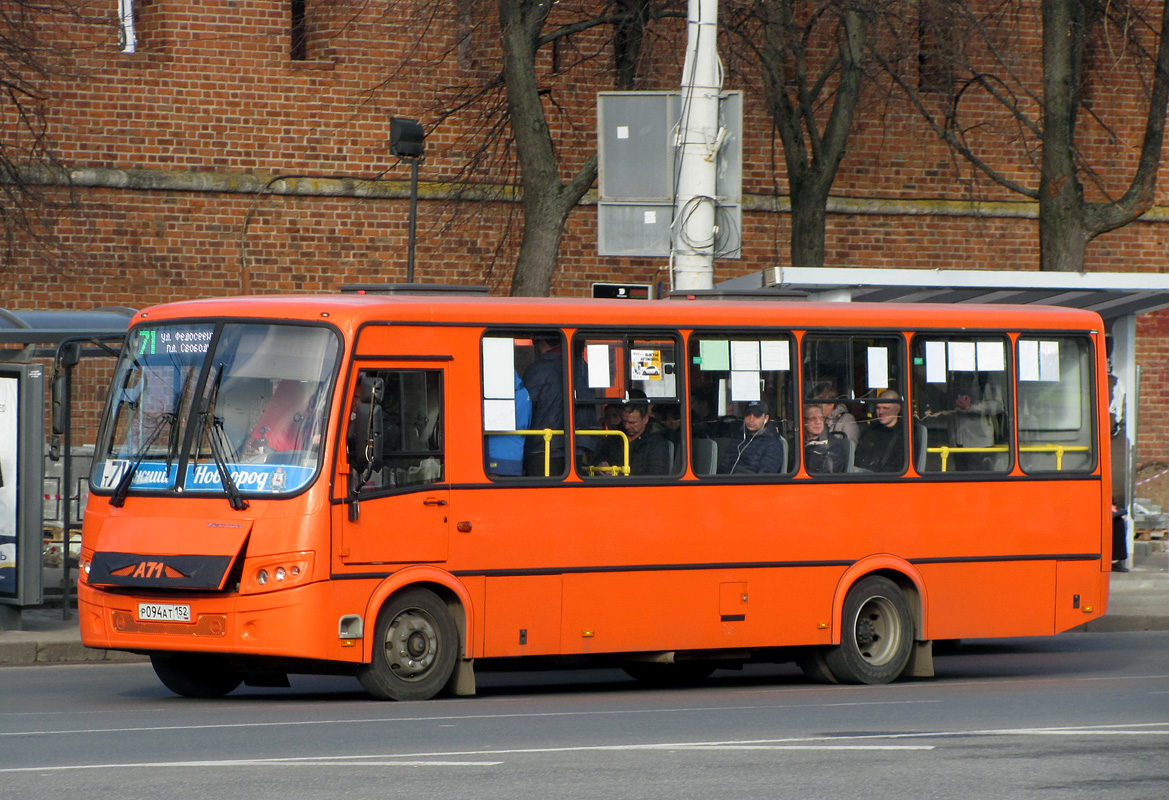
left=5, top=0, right=1169, bottom=466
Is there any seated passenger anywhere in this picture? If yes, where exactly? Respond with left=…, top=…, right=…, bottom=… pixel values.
left=717, top=400, right=785, bottom=475
left=596, top=393, right=671, bottom=476
left=803, top=405, right=849, bottom=474
left=854, top=389, right=905, bottom=473
left=814, top=384, right=860, bottom=443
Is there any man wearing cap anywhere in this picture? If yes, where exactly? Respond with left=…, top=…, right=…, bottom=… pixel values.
left=717, top=400, right=786, bottom=475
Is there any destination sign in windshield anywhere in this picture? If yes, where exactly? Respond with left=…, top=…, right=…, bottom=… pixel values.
left=134, top=325, right=214, bottom=357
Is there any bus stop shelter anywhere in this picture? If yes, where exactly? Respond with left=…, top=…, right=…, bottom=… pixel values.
left=0, top=307, right=134, bottom=630
left=710, top=267, right=1169, bottom=565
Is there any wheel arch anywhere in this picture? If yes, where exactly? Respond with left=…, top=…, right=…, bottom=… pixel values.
left=362, top=566, right=474, bottom=665
left=829, top=556, right=928, bottom=645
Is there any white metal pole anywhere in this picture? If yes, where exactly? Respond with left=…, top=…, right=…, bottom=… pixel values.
left=671, top=0, right=722, bottom=292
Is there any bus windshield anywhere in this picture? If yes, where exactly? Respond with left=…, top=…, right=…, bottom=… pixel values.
left=91, top=322, right=340, bottom=498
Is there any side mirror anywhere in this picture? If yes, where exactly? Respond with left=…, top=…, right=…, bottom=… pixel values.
left=51, top=372, right=67, bottom=436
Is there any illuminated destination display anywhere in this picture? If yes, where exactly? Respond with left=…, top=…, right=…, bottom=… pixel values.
left=134, top=325, right=214, bottom=357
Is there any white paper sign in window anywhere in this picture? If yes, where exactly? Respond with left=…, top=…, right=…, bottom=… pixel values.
left=867, top=347, right=889, bottom=389
left=731, top=341, right=761, bottom=371
left=730, top=370, right=760, bottom=402
left=948, top=341, right=977, bottom=372
left=481, top=338, right=515, bottom=399
left=587, top=344, right=611, bottom=389
left=925, top=341, right=947, bottom=383
left=1039, top=340, right=1061, bottom=382
left=484, top=399, right=517, bottom=432
left=759, top=340, right=790, bottom=371
left=976, top=340, right=1006, bottom=372
left=1018, top=340, right=1040, bottom=381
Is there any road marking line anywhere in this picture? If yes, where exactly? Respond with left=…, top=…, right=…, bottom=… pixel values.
left=0, top=759, right=503, bottom=774
left=0, top=700, right=941, bottom=738
left=12, top=723, right=1169, bottom=774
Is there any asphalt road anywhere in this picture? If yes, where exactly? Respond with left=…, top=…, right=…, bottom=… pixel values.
left=2, top=631, right=1168, bottom=800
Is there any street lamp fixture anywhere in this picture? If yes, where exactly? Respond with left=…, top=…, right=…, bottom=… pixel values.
left=389, top=117, right=425, bottom=282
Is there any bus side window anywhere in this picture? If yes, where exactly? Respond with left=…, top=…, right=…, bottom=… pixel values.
left=482, top=330, right=568, bottom=479
left=910, top=336, right=1011, bottom=474
left=803, top=334, right=905, bottom=475
left=574, top=333, right=682, bottom=478
left=351, top=368, right=444, bottom=490
left=689, top=333, right=796, bottom=477
left=1017, top=337, right=1095, bottom=473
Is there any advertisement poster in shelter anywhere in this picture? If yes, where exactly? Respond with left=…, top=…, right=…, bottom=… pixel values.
left=0, top=376, right=18, bottom=596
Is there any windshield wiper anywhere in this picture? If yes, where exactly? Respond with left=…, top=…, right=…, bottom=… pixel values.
left=196, top=368, right=249, bottom=511
left=109, top=413, right=175, bottom=508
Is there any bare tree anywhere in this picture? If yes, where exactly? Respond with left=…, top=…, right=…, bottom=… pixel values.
left=500, top=0, right=684, bottom=295
left=723, top=0, right=873, bottom=268
left=880, top=0, right=1169, bottom=272
left=0, top=1, right=79, bottom=269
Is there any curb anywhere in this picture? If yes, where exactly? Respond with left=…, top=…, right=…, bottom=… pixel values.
left=0, top=640, right=149, bottom=668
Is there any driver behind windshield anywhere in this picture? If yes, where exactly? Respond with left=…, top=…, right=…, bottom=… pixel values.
left=244, top=380, right=318, bottom=459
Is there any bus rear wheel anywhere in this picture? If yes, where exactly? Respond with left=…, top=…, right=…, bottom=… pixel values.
left=824, top=576, right=913, bottom=685
left=358, top=588, right=458, bottom=701
left=150, top=654, right=244, bottom=698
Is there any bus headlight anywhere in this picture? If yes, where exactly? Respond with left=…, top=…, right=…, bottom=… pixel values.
left=243, top=553, right=314, bottom=594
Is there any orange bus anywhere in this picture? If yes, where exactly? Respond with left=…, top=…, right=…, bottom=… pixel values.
left=77, top=291, right=1112, bottom=699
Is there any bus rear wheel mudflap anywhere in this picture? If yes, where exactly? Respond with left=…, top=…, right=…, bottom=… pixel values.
left=358, top=587, right=459, bottom=701
left=150, top=653, right=245, bottom=698
left=823, top=575, right=914, bottom=685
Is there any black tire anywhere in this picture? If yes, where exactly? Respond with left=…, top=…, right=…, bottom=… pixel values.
left=823, top=576, right=914, bottom=685
left=795, top=647, right=840, bottom=684
left=622, top=661, right=716, bottom=687
left=150, top=654, right=244, bottom=698
left=358, top=588, right=458, bottom=701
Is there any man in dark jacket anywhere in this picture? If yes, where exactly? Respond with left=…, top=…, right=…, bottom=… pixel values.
left=717, top=401, right=785, bottom=474
left=597, top=396, right=672, bottom=476
left=854, top=389, right=905, bottom=473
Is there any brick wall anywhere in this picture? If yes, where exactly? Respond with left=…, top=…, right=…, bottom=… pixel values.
left=5, top=0, right=1169, bottom=466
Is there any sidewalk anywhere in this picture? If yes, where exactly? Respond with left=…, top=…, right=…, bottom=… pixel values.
left=4, top=550, right=1166, bottom=667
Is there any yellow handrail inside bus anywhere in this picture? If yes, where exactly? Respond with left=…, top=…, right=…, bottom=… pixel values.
left=496, top=429, right=631, bottom=477
left=925, top=444, right=1091, bottom=472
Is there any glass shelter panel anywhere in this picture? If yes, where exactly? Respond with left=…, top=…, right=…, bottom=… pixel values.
left=1016, top=337, right=1096, bottom=473
left=910, top=336, right=1011, bottom=474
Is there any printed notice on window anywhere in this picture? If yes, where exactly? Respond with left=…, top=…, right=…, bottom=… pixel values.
left=587, top=344, right=611, bottom=388
left=484, top=399, right=517, bottom=432
left=481, top=338, right=515, bottom=399
left=925, top=341, right=947, bottom=383
left=867, top=347, right=889, bottom=389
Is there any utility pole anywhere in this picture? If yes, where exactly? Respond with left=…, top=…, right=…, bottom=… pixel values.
left=671, top=0, right=723, bottom=292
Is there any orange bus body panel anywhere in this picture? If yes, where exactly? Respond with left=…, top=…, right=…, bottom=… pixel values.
left=78, top=295, right=1111, bottom=682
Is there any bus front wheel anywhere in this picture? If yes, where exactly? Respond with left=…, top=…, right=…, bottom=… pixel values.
left=824, top=576, right=913, bottom=685
left=358, top=588, right=458, bottom=701
left=150, top=654, right=244, bottom=698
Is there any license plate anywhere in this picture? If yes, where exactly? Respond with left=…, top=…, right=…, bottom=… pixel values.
left=137, top=603, right=191, bottom=622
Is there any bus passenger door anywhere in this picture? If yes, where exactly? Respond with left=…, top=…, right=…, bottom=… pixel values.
left=338, top=365, right=450, bottom=565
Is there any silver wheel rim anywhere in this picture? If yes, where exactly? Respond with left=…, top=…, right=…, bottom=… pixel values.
left=850, top=594, right=902, bottom=666
left=383, top=608, right=440, bottom=682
